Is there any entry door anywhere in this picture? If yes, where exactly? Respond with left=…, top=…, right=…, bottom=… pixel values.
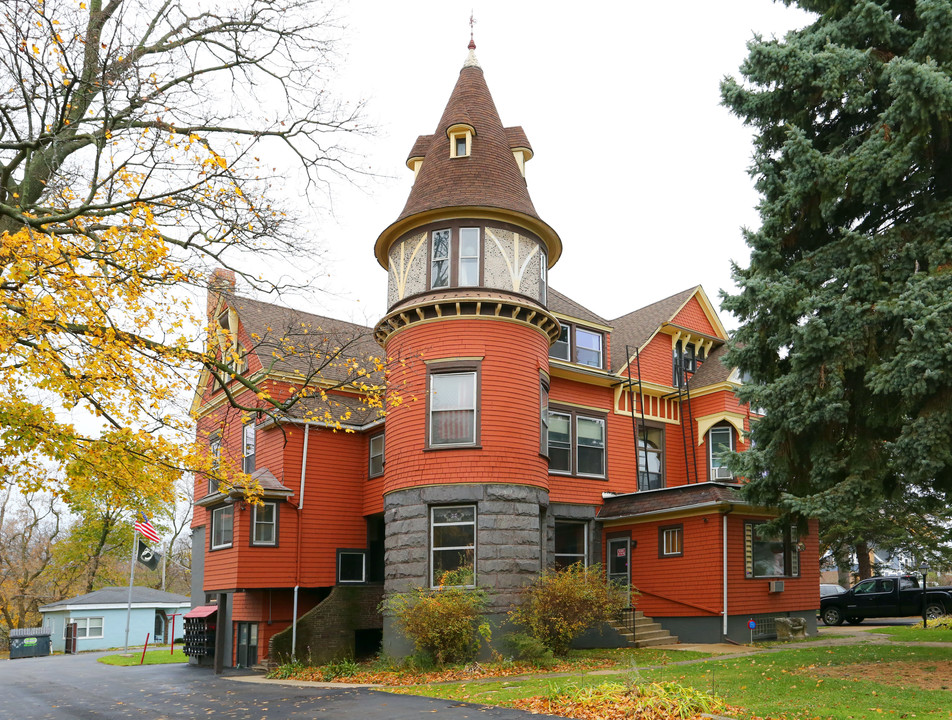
left=607, top=537, right=632, bottom=605
left=236, top=623, right=258, bottom=668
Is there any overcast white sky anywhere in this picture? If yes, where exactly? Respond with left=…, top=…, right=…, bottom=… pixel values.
left=278, top=1, right=815, bottom=330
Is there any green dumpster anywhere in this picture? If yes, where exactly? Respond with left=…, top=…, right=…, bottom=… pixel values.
left=9, top=627, right=52, bottom=659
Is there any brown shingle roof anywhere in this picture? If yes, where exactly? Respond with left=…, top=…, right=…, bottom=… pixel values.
left=504, top=126, right=531, bottom=152
left=598, top=482, right=747, bottom=520
left=219, top=293, right=382, bottom=386
left=547, top=287, right=610, bottom=327
left=407, top=134, right=433, bottom=161
left=686, top=342, right=733, bottom=387
left=397, top=63, right=540, bottom=221
left=608, top=287, right=699, bottom=371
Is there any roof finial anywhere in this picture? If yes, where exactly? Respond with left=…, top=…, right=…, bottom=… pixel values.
left=464, top=11, right=480, bottom=68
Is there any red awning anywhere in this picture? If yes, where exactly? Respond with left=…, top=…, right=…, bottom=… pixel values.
left=184, top=605, right=218, bottom=619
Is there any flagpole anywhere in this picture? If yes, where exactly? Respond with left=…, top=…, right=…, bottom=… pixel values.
left=124, top=528, right=138, bottom=654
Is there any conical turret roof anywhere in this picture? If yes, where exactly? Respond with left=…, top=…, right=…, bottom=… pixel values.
left=375, top=45, right=561, bottom=267
left=398, top=51, right=538, bottom=222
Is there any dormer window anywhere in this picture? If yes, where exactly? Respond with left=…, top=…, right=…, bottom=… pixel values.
left=447, top=123, right=475, bottom=158
left=549, top=323, right=605, bottom=370
left=673, top=340, right=704, bottom=386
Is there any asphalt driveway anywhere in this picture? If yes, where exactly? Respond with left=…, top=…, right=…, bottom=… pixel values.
left=0, top=652, right=554, bottom=719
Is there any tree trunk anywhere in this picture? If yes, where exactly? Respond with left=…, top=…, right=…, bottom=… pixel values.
left=855, top=541, right=873, bottom=579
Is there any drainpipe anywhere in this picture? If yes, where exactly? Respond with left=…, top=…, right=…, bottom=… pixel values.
left=722, top=504, right=734, bottom=638
left=291, top=423, right=310, bottom=659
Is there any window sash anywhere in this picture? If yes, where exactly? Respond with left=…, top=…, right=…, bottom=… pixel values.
left=548, top=411, right=571, bottom=473
left=575, top=328, right=603, bottom=368
left=576, top=416, right=605, bottom=477
left=458, top=228, right=479, bottom=286
left=252, top=503, right=276, bottom=545
left=745, top=522, right=800, bottom=578
left=429, top=372, right=477, bottom=446
left=242, top=423, right=256, bottom=473
left=369, top=433, right=385, bottom=476
left=431, top=229, right=451, bottom=288
left=430, top=505, right=476, bottom=587
left=211, top=506, right=234, bottom=549
left=338, top=551, right=367, bottom=583
left=638, top=427, right=664, bottom=490
left=709, top=426, right=733, bottom=469
left=661, top=527, right=682, bottom=556
left=550, top=326, right=570, bottom=360
left=554, top=521, right=587, bottom=569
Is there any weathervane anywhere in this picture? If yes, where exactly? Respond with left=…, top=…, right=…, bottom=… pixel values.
left=469, top=11, right=476, bottom=50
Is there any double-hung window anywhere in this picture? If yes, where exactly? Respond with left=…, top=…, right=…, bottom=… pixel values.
left=369, top=432, right=385, bottom=477
left=242, top=423, right=256, bottom=474
left=554, top=521, right=587, bottom=569
left=207, top=436, right=221, bottom=495
left=211, top=505, right=234, bottom=550
left=540, top=378, right=550, bottom=455
left=251, top=502, right=277, bottom=546
left=548, top=408, right=606, bottom=477
left=431, top=505, right=476, bottom=587
left=709, top=425, right=734, bottom=481
left=458, top=228, right=480, bottom=286
left=68, top=617, right=103, bottom=639
left=548, top=324, right=604, bottom=369
left=429, top=370, right=478, bottom=447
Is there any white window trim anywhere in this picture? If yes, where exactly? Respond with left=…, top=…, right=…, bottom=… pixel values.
left=708, top=425, right=734, bottom=481
left=575, top=327, right=603, bottom=369
left=251, top=502, right=277, bottom=546
left=211, top=505, right=234, bottom=550
left=458, top=227, right=480, bottom=287
left=369, top=433, right=385, bottom=477
left=430, top=229, right=451, bottom=289
left=68, top=616, right=104, bottom=639
left=430, top=505, right=477, bottom=588
left=661, top=526, right=683, bottom=556
left=575, top=415, right=606, bottom=478
left=242, top=422, right=256, bottom=473
left=547, top=410, right=606, bottom=478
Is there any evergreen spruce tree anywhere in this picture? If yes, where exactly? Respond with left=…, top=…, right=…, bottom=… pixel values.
left=721, top=0, right=952, bottom=570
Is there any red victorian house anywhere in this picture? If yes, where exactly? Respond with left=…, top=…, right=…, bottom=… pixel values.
left=188, top=41, right=819, bottom=669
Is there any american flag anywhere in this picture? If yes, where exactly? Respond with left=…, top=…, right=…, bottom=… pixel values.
left=134, top=512, right=161, bottom=544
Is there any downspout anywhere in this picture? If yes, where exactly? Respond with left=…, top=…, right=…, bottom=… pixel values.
left=722, top=504, right=734, bottom=638
left=292, top=423, right=310, bottom=659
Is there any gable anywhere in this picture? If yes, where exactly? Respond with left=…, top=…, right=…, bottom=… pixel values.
left=672, top=296, right=717, bottom=337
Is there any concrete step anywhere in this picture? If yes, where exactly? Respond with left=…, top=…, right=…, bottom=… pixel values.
left=612, top=610, right=678, bottom=649
left=635, top=634, right=679, bottom=648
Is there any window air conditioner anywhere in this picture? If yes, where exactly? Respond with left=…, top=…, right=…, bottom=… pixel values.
left=712, top=466, right=734, bottom=481
left=769, top=580, right=785, bottom=593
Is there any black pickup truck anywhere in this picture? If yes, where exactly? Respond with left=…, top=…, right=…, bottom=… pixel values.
left=820, top=575, right=952, bottom=626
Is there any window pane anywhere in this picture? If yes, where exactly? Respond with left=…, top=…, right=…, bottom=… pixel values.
left=550, top=326, right=570, bottom=360
left=455, top=136, right=466, bottom=156
left=432, top=505, right=475, bottom=524
left=370, top=434, right=384, bottom=476
left=432, top=230, right=450, bottom=259
left=577, top=417, right=605, bottom=475
left=459, top=228, right=479, bottom=256
left=430, top=373, right=476, bottom=445
left=577, top=417, right=604, bottom=446
left=253, top=504, right=274, bottom=544
left=710, top=426, right=732, bottom=468
left=433, top=549, right=474, bottom=580
left=339, top=552, right=366, bottom=582
left=431, top=229, right=451, bottom=288
left=555, top=522, right=585, bottom=555
left=548, top=412, right=571, bottom=472
left=578, top=446, right=605, bottom=475
left=575, top=329, right=602, bottom=367
left=459, top=258, right=478, bottom=286
left=752, top=526, right=785, bottom=577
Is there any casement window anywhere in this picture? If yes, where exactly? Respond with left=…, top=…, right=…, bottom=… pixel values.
left=369, top=432, right=385, bottom=477
left=708, top=424, right=734, bottom=481
left=554, top=521, right=587, bottom=569
left=242, top=422, right=256, bottom=474
left=548, top=323, right=605, bottom=369
left=211, top=505, right=234, bottom=550
left=251, top=502, right=277, bottom=546
left=745, top=522, right=801, bottom=578
left=540, top=380, right=551, bottom=452
left=673, top=340, right=704, bottom=387
left=638, top=426, right=665, bottom=491
left=548, top=409, right=606, bottom=478
left=659, top=525, right=683, bottom=557
left=337, top=550, right=367, bottom=584
left=431, top=229, right=451, bottom=288
left=428, top=369, right=478, bottom=447
left=67, top=617, right=103, bottom=639
left=429, top=227, right=481, bottom=289
left=430, top=505, right=476, bottom=587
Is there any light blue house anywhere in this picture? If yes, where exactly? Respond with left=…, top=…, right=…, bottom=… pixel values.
left=39, top=587, right=190, bottom=653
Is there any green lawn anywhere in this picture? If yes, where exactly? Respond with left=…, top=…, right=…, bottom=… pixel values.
left=98, top=648, right=188, bottom=666
left=389, top=644, right=952, bottom=720
left=869, top=623, right=952, bottom=643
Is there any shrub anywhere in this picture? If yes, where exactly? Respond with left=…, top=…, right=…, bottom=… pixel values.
left=503, top=632, right=555, bottom=665
left=321, top=657, right=360, bottom=680
left=509, top=563, right=628, bottom=656
left=380, top=567, right=490, bottom=665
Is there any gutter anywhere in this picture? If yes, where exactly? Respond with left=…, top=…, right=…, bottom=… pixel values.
left=722, top=503, right=734, bottom=638
left=291, top=423, right=310, bottom=659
